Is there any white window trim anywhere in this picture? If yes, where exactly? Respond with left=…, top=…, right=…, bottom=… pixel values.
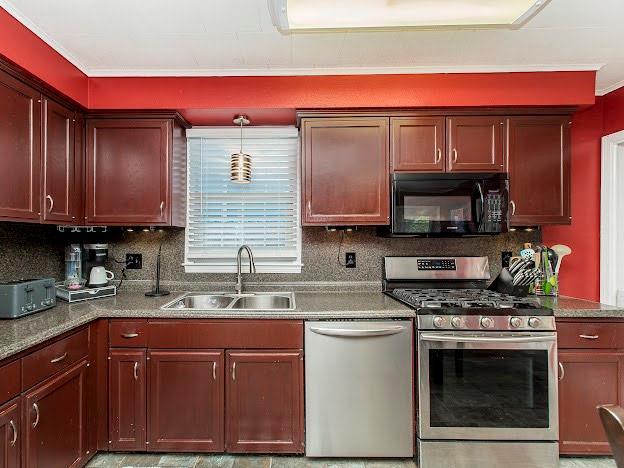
left=183, top=126, right=302, bottom=274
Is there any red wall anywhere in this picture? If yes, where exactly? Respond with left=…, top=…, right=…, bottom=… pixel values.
left=604, top=86, right=624, bottom=135
left=0, top=8, right=88, bottom=106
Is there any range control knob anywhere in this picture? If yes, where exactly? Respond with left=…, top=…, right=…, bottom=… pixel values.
left=433, top=316, right=445, bottom=328
left=509, top=317, right=522, bottom=328
left=451, top=316, right=462, bottom=328
left=480, top=317, right=494, bottom=329
left=528, top=317, right=542, bottom=328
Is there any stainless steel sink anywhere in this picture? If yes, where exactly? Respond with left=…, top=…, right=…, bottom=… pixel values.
left=161, top=292, right=295, bottom=311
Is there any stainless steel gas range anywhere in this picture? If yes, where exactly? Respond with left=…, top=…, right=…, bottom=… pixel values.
left=384, top=256, right=559, bottom=468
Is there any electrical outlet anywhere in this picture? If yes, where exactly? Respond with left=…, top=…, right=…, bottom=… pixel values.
left=501, top=251, right=513, bottom=268
left=345, top=252, right=356, bottom=268
left=126, top=253, right=143, bottom=269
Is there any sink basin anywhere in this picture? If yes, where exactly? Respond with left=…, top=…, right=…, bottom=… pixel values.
left=230, top=294, right=292, bottom=310
left=161, top=292, right=295, bottom=311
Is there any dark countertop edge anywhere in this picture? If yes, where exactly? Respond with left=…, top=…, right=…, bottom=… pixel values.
left=546, top=296, right=624, bottom=318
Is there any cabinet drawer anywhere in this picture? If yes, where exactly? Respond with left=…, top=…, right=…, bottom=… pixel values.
left=0, top=360, right=20, bottom=404
left=148, top=320, right=303, bottom=349
left=22, top=328, right=89, bottom=390
left=557, top=322, right=623, bottom=349
left=110, top=320, right=148, bottom=347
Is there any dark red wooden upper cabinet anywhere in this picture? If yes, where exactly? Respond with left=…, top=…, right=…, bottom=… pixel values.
left=391, top=117, right=445, bottom=172
left=558, top=351, right=624, bottom=455
left=0, top=69, right=41, bottom=222
left=109, top=349, right=146, bottom=452
left=23, top=360, right=88, bottom=468
left=447, top=116, right=505, bottom=172
left=301, top=118, right=390, bottom=226
left=225, top=350, right=304, bottom=454
left=148, top=350, right=224, bottom=452
left=41, top=98, right=79, bottom=224
left=86, top=119, right=170, bottom=226
left=0, top=398, right=20, bottom=468
left=507, top=116, right=571, bottom=225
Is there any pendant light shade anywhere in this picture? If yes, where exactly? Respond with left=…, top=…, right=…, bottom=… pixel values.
left=231, top=115, right=251, bottom=184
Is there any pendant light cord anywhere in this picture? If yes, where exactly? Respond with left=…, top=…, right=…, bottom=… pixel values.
left=239, top=118, right=243, bottom=153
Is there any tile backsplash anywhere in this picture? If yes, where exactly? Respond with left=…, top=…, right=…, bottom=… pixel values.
left=0, top=223, right=540, bottom=289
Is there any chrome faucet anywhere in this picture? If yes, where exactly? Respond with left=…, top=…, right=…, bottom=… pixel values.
left=235, top=245, right=256, bottom=295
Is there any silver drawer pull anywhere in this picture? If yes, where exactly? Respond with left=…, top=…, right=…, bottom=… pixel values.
left=558, top=362, right=565, bottom=381
left=213, top=361, right=217, bottom=381
left=32, top=403, right=40, bottom=428
left=50, top=352, right=68, bottom=363
left=579, top=334, right=599, bottom=340
left=121, top=333, right=139, bottom=339
left=232, top=361, right=236, bottom=381
left=133, top=362, right=139, bottom=381
left=9, top=420, right=17, bottom=446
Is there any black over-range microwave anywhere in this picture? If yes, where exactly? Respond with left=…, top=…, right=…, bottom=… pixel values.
left=386, top=173, right=510, bottom=236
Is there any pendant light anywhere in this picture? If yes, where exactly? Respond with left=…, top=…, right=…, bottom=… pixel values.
left=230, top=115, right=251, bottom=184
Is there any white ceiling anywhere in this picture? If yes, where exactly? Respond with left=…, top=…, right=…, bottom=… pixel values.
left=2, top=0, right=623, bottom=94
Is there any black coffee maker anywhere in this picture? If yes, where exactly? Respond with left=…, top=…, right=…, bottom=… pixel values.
left=82, top=243, right=109, bottom=287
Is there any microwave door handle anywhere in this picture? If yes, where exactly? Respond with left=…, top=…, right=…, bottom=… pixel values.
left=475, top=182, right=485, bottom=228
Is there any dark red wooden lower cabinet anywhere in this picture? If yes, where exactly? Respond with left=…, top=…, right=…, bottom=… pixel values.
left=0, top=398, right=20, bottom=468
left=148, top=350, right=224, bottom=452
left=22, top=360, right=88, bottom=468
left=109, top=349, right=146, bottom=451
left=225, top=350, right=304, bottom=453
left=558, top=351, right=624, bottom=455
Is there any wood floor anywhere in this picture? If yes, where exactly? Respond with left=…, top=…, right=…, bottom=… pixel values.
left=86, top=453, right=616, bottom=468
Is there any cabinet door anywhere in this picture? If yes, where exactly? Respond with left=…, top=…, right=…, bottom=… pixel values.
left=226, top=351, right=304, bottom=453
left=0, top=398, right=19, bottom=468
left=148, top=350, right=224, bottom=452
left=86, top=119, right=170, bottom=225
left=391, top=117, right=445, bottom=172
left=109, top=349, right=146, bottom=451
left=0, top=70, right=41, bottom=221
left=508, top=116, right=571, bottom=225
left=447, top=116, right=505, bottom=172
left=558, top=351, right=624, bottom=455
left=41, top=98, right=78, bottom=224
left=302, top=118, right=389, bottom=225
left=23, top=360, right=87, bottom=468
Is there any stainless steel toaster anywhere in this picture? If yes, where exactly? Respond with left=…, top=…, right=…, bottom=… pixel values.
left=0, top=278, right=56, bottom=319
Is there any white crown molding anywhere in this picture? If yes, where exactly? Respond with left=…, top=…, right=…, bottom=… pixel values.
left=186, top=126, right=298, bottom=138
left=0, top=0, right=90, bottom=74
left=596, top=78, right=624, bottom=96
left=86, top=63, right=603, bottom=77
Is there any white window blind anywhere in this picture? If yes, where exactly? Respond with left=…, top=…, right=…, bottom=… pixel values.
left=184, top=127, right=301, bottom=273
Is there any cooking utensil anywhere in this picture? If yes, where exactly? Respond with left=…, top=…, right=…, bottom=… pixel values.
left=551, top=244, right=572, bottom=274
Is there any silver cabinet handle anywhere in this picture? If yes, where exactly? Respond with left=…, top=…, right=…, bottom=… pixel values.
left=121, top=333, right=139, bottom=339
left=436, top=148, right=442, bottom=164
left=420, top=333, right=555, bottom=344
left=212, top=361, right=217, bottom=381
left=46, top=195, right=54, bottom=213
left=558, top=362, right=565, bottom=381
left=9, top=420, right=17, bottom=446
left=133, top=362, right=139, bottom=381
left=232, top=361, right=236, bottom=381
left=579, top=334, right=599, bottom=340
left=310, top=326, right=405, bottom=337
left=510, top=200, right=516, bottom=216
left=50, top=352, right=67, bottom=364
left=32, top=403, right=40, bottom=428
left=452, top=148, right=458, bottom=164
left=307, top=200, right=311, bottom=216
left=160, top=201, right=164, bottom=217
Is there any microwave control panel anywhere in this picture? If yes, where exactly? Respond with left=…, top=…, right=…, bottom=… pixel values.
left=485, top=191, right=504, bottom=223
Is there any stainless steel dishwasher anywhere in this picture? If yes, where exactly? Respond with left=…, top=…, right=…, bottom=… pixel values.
left=305, top=320, right=414, bottom=457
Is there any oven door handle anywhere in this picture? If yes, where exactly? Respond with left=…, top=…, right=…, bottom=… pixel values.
left=420, top=333, right=555, bottom=343
left=310, top=326, right=406, bottom=337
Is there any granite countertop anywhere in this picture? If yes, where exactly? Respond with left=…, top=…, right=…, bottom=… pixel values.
left=0, top=290, right=413, bottom=362
left=545, top=296, right=624, bottom=318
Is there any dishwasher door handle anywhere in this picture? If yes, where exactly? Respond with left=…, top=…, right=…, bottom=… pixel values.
left=309, top=326, right=405, bottom=337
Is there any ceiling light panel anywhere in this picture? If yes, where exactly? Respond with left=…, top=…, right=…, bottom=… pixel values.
left=269, top=0, right=549, bottom=31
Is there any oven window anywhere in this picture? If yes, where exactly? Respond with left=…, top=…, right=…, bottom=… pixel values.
left=429, top=349, right=549, bottom=428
